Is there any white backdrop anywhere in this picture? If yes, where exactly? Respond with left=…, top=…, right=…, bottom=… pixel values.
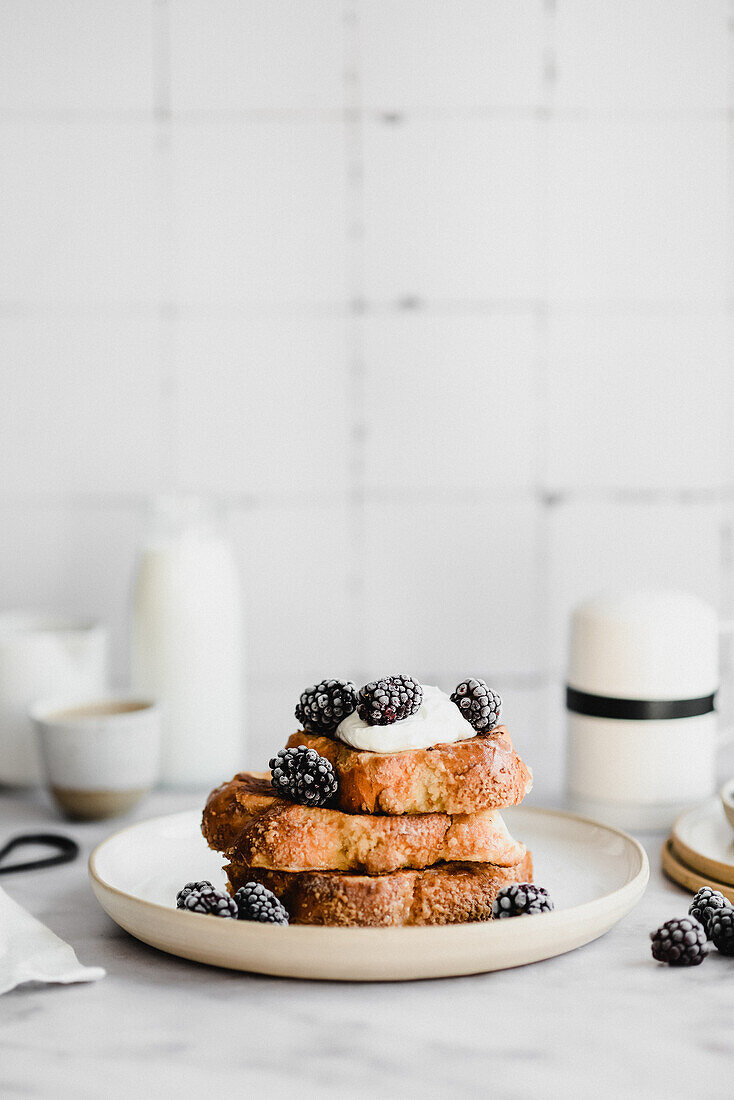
left=1, top=1, right=732, bottom=791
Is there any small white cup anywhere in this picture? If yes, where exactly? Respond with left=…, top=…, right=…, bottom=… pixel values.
left=29, top=696, right=160, bottom=821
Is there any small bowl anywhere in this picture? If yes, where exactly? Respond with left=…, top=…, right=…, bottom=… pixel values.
left=720, top=779, right=734, bottom=831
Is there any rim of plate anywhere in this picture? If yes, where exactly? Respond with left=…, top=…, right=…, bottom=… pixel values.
left=671, top=798, right=734, bottom=884
left=662, top=838, right=734, bottom=903
left=88, top=804, right=649, bottom=936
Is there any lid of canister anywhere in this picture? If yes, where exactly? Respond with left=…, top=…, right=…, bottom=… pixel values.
left=567, top=590, right=718, bottom=700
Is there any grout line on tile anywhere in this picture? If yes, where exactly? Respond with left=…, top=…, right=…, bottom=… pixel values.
left=1, top=298, right=730, bottom=317
left=2, top=487, right=734, bottom=513
left=722, top=0, right=734, bottom=704
left=250, top=670, right=556, bottom=691
left=0, top=106, right=729, bottom=124
left=152, top=0, right=176, bottom=494
left=726, top=0, right=734, bottom=107
left=152, top=0, right=172, bottom=122
left=533, top=0, right=556, bottom=680
left=542, top=487, right=734, bottom=506
left=344, top=0, right=367, bottom=657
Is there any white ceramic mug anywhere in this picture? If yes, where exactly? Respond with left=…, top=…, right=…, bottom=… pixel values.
left=0, top=612, right=108, bottom=786
left=30, top=695, right=160, bottom=820
left=566, top=590, right=732, bottom=831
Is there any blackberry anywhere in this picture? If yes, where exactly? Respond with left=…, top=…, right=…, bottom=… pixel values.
left=357, top=675, right=423, bottom=726
left=492, top=883, right=554, bottom=918
left=269, top=745, right=338, bottom=807
left=650, top=917, right=707, bottom=966
left=295, top=679, right=358, bottom=735
left=689, top=887, right=731, bottom=937
left=710, top=909, right=734, bottom=956
left=235, top=882, right=289, bottom=925
left=451, top=679, right=502, bottom=732
left=179, top=884, right=237, bottom=918
left=176, top=880, right=213, bottom=908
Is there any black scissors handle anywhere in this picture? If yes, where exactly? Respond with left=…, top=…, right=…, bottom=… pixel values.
left=0, top=833, right=79, bottom=875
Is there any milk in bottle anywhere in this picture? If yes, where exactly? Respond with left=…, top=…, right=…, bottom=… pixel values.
left=131, top=496, right=244, bottom=786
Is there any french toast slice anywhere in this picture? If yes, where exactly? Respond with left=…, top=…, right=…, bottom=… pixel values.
left=283, top=725, right=532, bottom=815
left=202, top=771, right=526, bottom=873
left=203, top=772, right=276, bottom=853
left=225, top=850, right=534, bottom=926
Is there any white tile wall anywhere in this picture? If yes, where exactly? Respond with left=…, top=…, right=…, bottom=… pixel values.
left=0, top=0, right=154, bottom=113
left=231, top=498, right=357, bottom=688
left=361, top=498, right=542, bottom=680
left=0, top=122, right=160, bottom=304
left=171, top=314, right=351, bottom=495
left=363, top=117, right=543, bottom=302
left=553, top=0, right=729, bottom=111
left=0, top=1, right=732, bottom=791
left=500, top=682, right=563, bottom=801
left=545, top=310, right=734, bottom=491
left=547, top=498, right=726, bottom=673
left=361, top=312, right=541, bottom=490
left=0, top=313, right=163, bottom=494
left=360, top=0, right=545, bottom=110
left=547, top=116, right=729, bottom=305
left=169, top=0, right=347, bottom=112
left=0, top=500, right=143, bottom=676
left=170, top=121, right=348, bottom=305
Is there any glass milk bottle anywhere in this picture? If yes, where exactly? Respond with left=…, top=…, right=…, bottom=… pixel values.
left=131, top=496, right=244, bottom=786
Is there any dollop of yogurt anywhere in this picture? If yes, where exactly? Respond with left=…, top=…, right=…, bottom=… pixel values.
left=335, top=684, right=475, bottom=753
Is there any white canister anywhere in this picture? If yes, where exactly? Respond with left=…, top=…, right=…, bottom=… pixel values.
left=0, top=613, right=108, bottom=786
left=566, top=590, right=720, bottom=831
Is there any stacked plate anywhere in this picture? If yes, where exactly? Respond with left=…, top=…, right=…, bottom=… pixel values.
left=663, top=795, right=734, bottom=902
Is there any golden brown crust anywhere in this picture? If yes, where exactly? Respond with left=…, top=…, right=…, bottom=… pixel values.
left=201, top=771, right=275, bottom=853
left=284, top=726, right=533, bottom=815
left=225, top=851, right=534, bottom=926
left=202, top=770, right=526, bottom=873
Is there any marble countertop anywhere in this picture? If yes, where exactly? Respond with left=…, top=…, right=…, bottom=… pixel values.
left=0, top=787, right=732, bottom=1100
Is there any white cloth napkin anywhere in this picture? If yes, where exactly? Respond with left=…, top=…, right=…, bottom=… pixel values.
left=0, top=884, right=105, bottom=995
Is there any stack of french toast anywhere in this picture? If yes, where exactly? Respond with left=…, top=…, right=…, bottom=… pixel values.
left=202, top=676, right=533, bottom=926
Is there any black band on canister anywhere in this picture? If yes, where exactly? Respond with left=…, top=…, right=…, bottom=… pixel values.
left=566, top=686, right=716, bottom=722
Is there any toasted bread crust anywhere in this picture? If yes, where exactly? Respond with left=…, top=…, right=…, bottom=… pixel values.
left=202, top=772, right=275, bottom=853
left=284, top=726, right=532, bottom=815
left=202, top=770, right=526, bottom=872
left=225, top=851, right=534, bottom=926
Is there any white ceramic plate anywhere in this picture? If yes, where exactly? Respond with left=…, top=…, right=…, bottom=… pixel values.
left=671, top=798, right=734, bottom=885
left=89, top=806, right=649, bottom=982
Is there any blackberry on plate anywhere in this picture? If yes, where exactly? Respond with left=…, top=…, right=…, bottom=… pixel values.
left=295, top=679, right=358, bottom=735
left=176, top=880, right=213, bottom=908
left=269, top=745, right=338, bottom=807
left=357, top=675, right=423, bottom=726
left=235, top=882, right=289, bottom=925
left=179, top=884, right=237, bottom=918
left=688, top=886, right=731, bottom=936
left=492, top=883, right=554, bottom=918
left=650, top=917, right=707, bottom=966
left=451, top=679, right=502, bottom=732
left=710, top=909, right=734, bottom=956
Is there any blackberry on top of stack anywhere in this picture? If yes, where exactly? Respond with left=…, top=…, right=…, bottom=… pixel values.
left=202, top=675, right=539, bottom=926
